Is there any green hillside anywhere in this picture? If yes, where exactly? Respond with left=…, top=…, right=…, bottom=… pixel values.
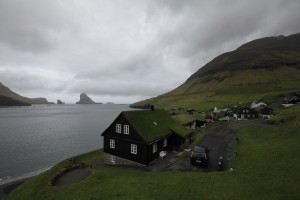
left=131, top=33, right=300, bottom=111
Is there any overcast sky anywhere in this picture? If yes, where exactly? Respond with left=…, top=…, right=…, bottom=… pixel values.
left=0, top=0, right=299, bottom=104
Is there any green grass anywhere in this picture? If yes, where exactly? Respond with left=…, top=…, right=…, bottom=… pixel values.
left=5, top=125, right=300, bottom=200
left=122, top=110, right=192, bottom=142
left=267, top=104, right=300, bottom=126
left=132, top=67, right=300, bottom=111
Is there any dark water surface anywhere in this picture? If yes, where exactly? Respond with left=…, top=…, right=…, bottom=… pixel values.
left=0, top=104, right=133, bottom=185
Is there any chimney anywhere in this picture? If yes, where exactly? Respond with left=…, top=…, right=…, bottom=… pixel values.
left=150, top=105, right=154, bottom=111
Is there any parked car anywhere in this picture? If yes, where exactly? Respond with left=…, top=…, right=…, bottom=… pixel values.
left=190, top=146, right=210, bottom=167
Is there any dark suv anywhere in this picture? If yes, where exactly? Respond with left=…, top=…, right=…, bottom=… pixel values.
left=190, top=146, right=209, bottom=167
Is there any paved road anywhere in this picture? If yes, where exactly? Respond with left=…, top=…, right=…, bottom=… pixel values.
left=165, top=120, right=264, bottom=172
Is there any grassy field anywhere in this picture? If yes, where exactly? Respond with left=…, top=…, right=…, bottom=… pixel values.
left=4, top=125, right=300, bottom=200
left=267, top=104, right=300, bottom=126
left=132, top=67, right=300, bottom=111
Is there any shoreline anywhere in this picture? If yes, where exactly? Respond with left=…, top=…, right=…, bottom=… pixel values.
left=0, top=176, right=34, bottom=198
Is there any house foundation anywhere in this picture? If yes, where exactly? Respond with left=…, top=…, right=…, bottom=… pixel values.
left=104, top=153, right=146, bottom=167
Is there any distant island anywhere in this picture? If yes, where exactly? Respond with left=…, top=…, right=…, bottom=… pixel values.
left=57, top=100, right=65, bottom=104
left=76, top=93, right=101, bottom=104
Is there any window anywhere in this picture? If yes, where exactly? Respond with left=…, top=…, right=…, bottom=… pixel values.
left=124, top=125, right=129, bottom=134
left=116, top=124, right=121, bottom=133
left=110, top=156, right=115, bottom=164
left=110, top=139, right=115, bottom=149
left=153, top=143, right=157, bottom=153
left=163, top=138, right=167, bottom=147
left=131, top=144, right=137, bottom=154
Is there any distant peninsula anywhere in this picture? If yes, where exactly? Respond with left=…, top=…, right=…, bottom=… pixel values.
left=0, top=82, right=53, bottom=105
left=76, top=93, right=101, bottom=104
left=0, top=95, right=31, bottom=106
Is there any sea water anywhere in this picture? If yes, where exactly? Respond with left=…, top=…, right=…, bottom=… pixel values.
left=0, top=104, right=133, bottom=185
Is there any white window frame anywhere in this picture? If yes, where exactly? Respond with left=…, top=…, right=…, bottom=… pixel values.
left=110, top=155, right=115, bottom=164
left=163, top=138, right=167, bottom=147
left=131, top=144, right=137, bottom=154
left=116, top=124, right=121, bottom=133
left=153, top=143, right=157, bottom=153
left=110, top=139, right=115, bottom=149
left=124, top=125, right=129, bottom=135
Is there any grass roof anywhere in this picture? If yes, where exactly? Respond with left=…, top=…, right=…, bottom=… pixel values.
left=171, top=114, right=197, bottom=125
left=172, top=114, right=205, bottom=125
left=122, top=110, right=192, bottom=143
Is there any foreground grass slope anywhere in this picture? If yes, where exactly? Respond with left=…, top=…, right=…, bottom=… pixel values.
left=4, top=125, right=300, bottom=200
left=268, top=103, right=300, bottom=126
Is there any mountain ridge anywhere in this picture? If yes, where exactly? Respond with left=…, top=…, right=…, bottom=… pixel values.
left=187, top=33, right=300, bottom=81
left=131, top=33, right=300, bottom=110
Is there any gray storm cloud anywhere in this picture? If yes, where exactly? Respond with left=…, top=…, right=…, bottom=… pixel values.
left=0, top=0, right=299, bottom=103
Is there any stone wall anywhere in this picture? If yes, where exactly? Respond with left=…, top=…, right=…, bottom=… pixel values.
left=104, top=153, right=146, bottom=167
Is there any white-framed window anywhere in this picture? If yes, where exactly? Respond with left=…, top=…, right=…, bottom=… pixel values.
left=116, top=124, right=121, bottom=133
left=110, top=155, right=115, bottom=164
left=163, top=138, right=167, bottom=147
left=131, top=144, right=137, bottom=154
left=110, top=139, right=115, bottom=149
left=153, top=143, right=157, bottom=153
left=124, top=125, right=129, bottom=135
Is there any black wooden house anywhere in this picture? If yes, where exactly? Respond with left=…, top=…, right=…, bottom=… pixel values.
left=101, top=110, right=193, bottom=166
left=237, top=107, right=258, bottom=120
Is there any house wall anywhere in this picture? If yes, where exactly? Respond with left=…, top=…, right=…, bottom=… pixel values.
left=104, top=153, right=146, bottom=166
left=104, top=136, right=148, bottom=165
left=102, top=113, right=149, bottom=165
left=104, top=114, right=145, bottom=142
left=147, top=137, right=170, bottom=163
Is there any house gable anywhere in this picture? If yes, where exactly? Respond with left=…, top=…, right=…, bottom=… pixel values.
left=101, top=113, right=146, bottom=143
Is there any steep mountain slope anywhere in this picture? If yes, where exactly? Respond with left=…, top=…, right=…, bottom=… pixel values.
left=0, top=82, right=52, bottom=104
left=131, top=33, right=300, bottom=110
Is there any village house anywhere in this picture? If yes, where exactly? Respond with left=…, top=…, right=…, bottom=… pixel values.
left=101, top=109, right=193, bottom=166
left=236, top=107, right=258, bottom=120
left=172, top=114, right=206, bottom=129
left=259, top=107, right=274, bottom=119
left=205, top=115, right=218, bottom=123
left=282, top=93, right=300, bottom=107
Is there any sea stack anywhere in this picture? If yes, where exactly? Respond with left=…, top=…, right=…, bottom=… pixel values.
left=76, top=93, right=96, bottom=104
left=57, top=100, right=65, bottom=104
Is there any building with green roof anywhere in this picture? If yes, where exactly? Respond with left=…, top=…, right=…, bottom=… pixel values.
left=101, top=109, right=193, bottom=166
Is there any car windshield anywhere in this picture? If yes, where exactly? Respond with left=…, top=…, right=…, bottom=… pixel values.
left=194, top=146, right=205, bottom=153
